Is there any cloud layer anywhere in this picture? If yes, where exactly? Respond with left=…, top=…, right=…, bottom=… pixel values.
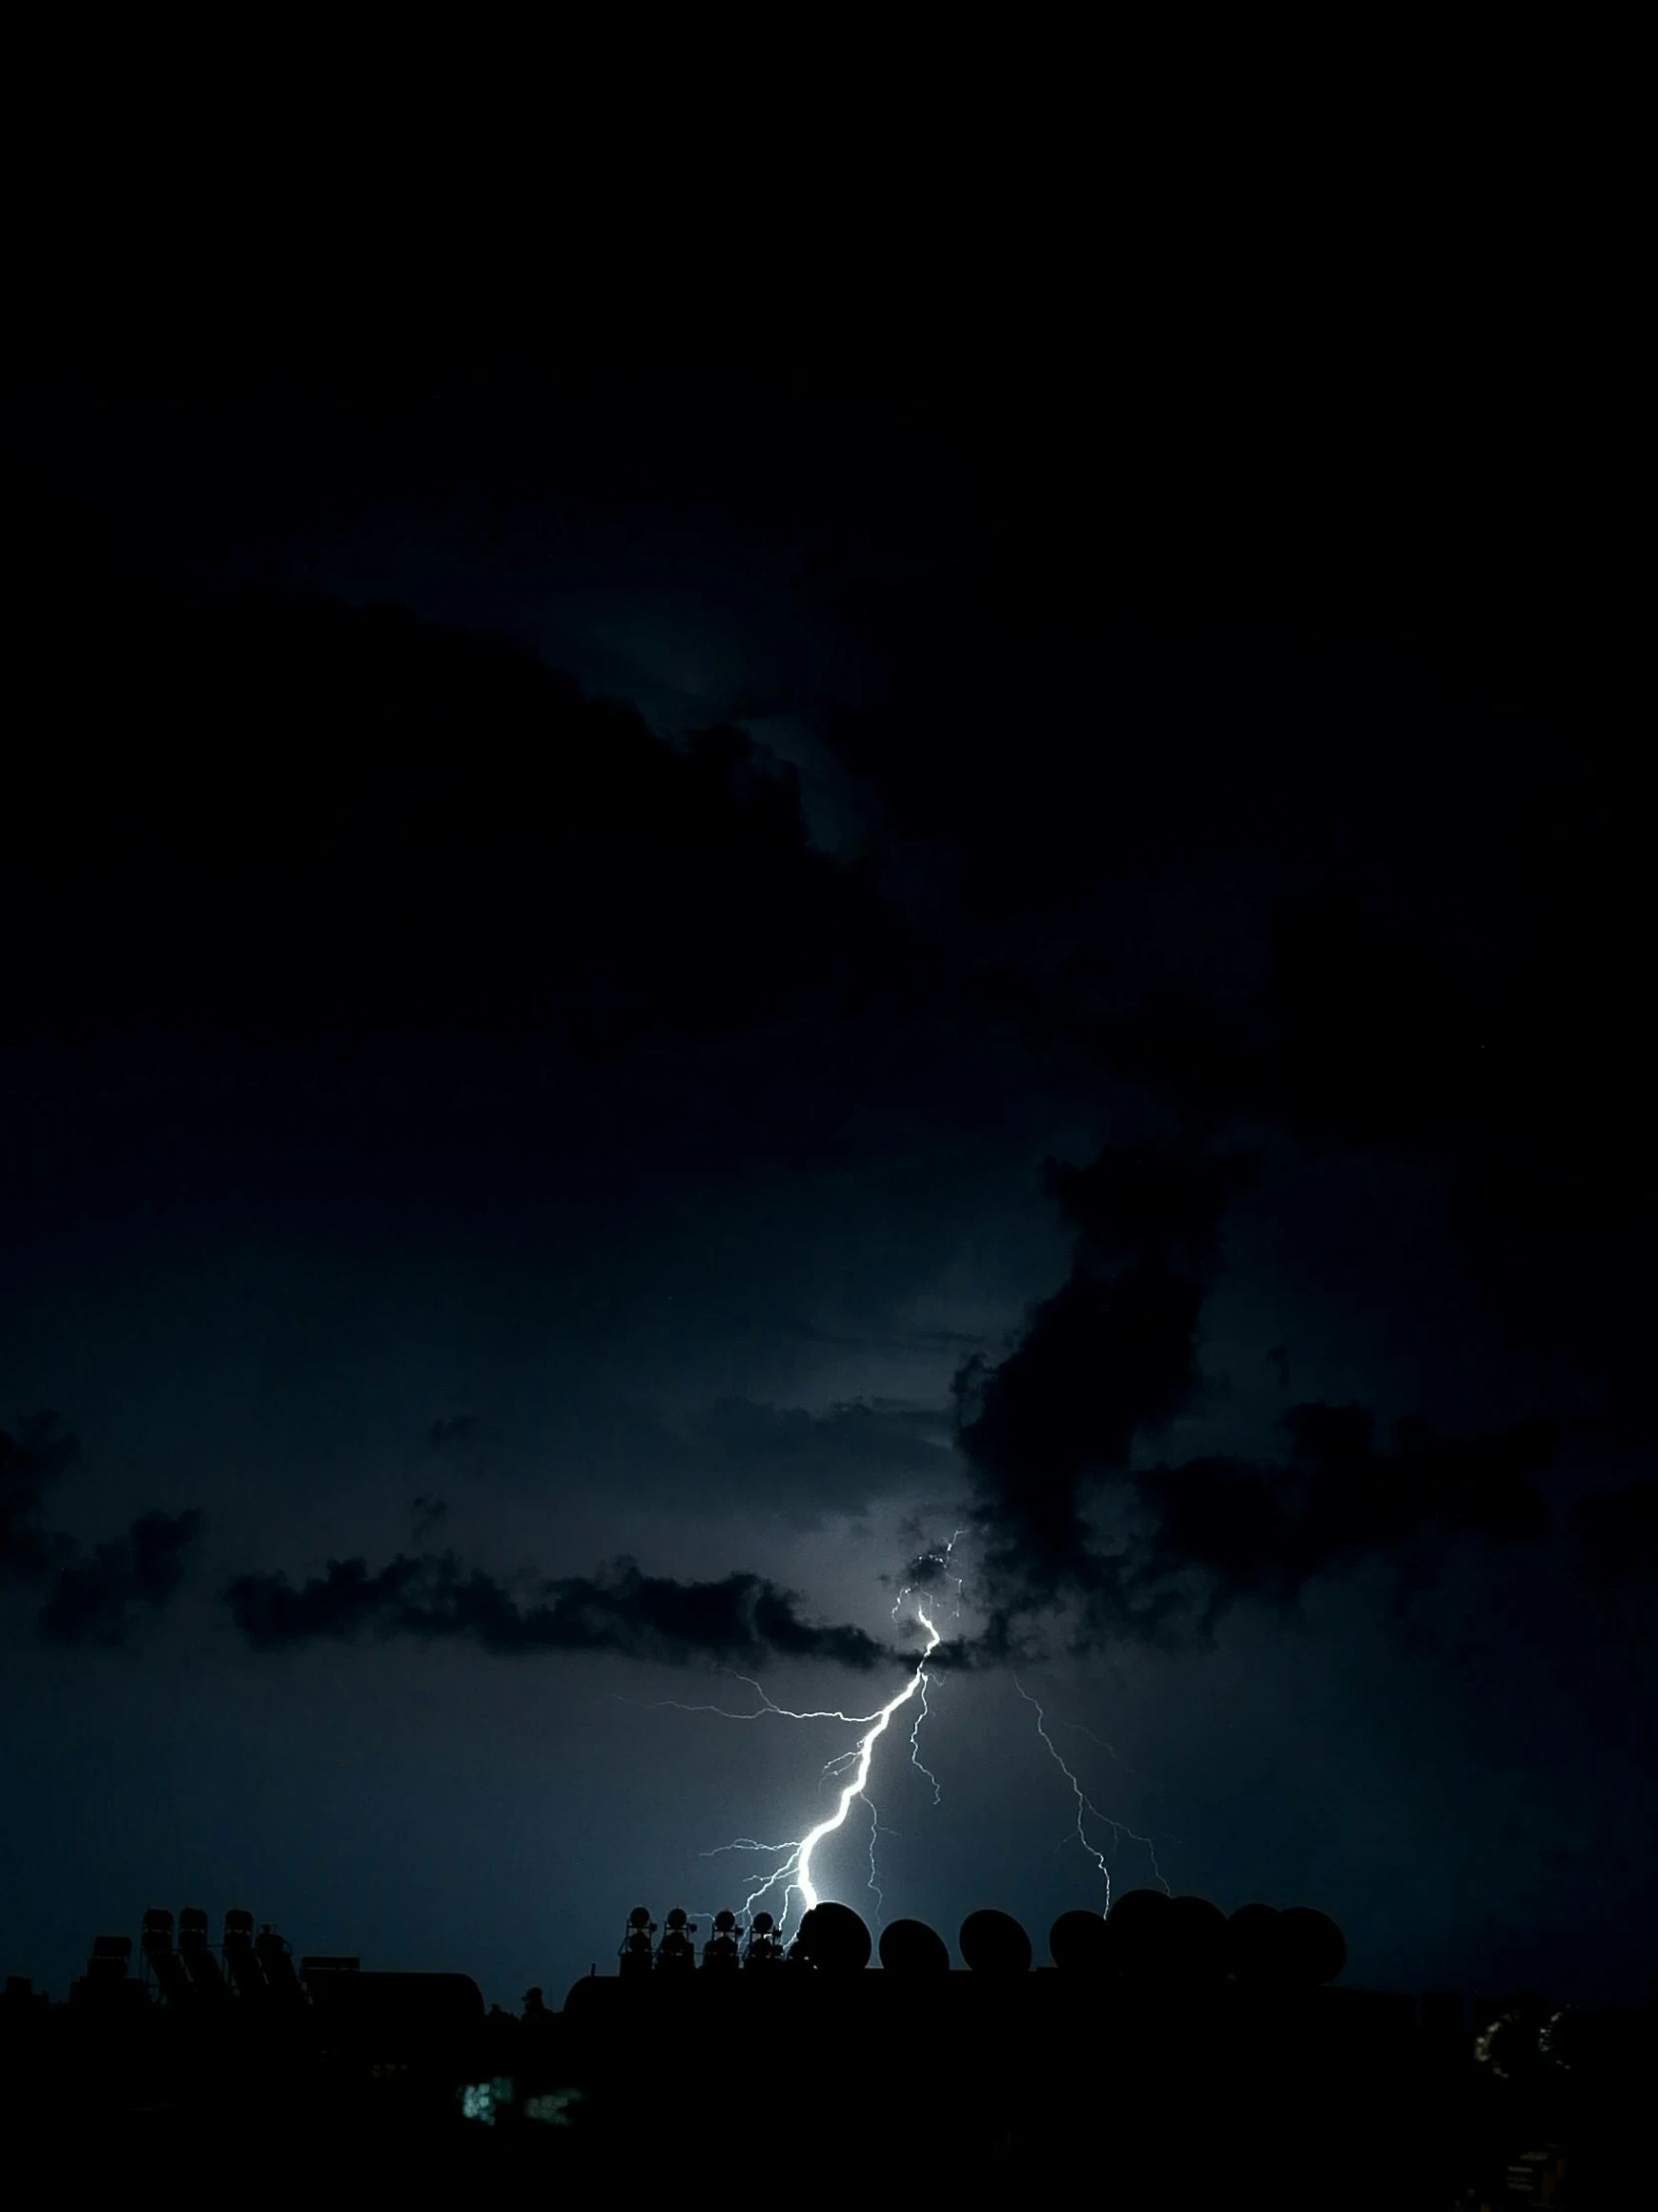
left=1, top=1413, right=203, bottom=1647
left=947, top=1140, right=1563, bottom=1657
left=224, top=1552, right=895, bottom=1670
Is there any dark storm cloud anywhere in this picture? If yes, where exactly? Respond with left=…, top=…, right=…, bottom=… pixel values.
left=1091, top=890, right=1494, bottom=1153
left=36, top=1509, right=204, bottom=1648
left=948, top=1143, right=1560, bottom=1655
left=953, top=1143, right=1260, bottom=1595
left=0, top=1412, right=80, bottom=1580
left=2, top=1413, right=203, bottom=1645
left=4, top=500, right=988, bottom=1391
left=1117, top=1405, right=1557, bottom=1640
left=4, top=545, right=910, bottom=1068
left=224, top=1552, right=894, bottom=1671
left=1056, top=881, right=1647, bottom=1427
left=813, top=553, right=1647, bottom=1424
left=3, top=493, right=1622, bottom=1675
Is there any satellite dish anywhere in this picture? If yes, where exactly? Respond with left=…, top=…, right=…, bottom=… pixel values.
left=1166, top=1896, right=1229, bottom=1982
left=878, top=1919, right=950, bottom=1975
left=959, top=1909, right=1031, bottom=1974
left=1475, top=1994, right=1547, bottom=2082
left=796, top=1902, right=872, bottom=1972
left=1277, top=1907, right=1346, bottom=1985
left=1227, top=1903, right=1281, bottom=1982
left=1539, top=2003, right=1618, bottom=2077
left=1048, top=1909, right=1111, bottom=1973
left=1102, top=1888, right=1173, bottom=1976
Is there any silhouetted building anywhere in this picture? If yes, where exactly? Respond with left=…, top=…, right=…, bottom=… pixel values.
left=4, top=1893, right=1651, bottom=2197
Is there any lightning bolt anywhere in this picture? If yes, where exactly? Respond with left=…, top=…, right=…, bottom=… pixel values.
left=693, top=1599, right=944, bottom=1938
left=1014, top=1673, right=1171, bottom=1914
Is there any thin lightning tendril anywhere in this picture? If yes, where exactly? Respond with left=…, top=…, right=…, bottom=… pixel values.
left=1013, top=1673, right=1170, bottom=1914
left=1052, top=1713, right=1143, bottom=1780
left=615, top=1679, right=889, bottom=1726
left=907, top=1670, right=942, bottom=1805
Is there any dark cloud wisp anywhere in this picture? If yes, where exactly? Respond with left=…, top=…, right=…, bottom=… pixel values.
left=1, top=1412, right=81, bottom=1582
left=36, top=1508, right=204, bottom=1649
left=224, top=1552, right=897, bottom=1671
left=1120, top=1403, right=1557, bottom=1641
left=2, top=1413, right=204, bottom=1647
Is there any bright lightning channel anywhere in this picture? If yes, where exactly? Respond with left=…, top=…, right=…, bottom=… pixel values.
left=688, top=1600, right=944, bottom=1938
left=1013, top=1672, right=1170, bottom=1914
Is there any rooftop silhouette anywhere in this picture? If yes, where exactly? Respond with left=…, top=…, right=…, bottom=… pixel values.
left=4, top=1891, right=1651, bottom=2202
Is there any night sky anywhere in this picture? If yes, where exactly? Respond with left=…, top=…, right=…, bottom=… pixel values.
left=4, top=189, right=1650, bottom=2014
